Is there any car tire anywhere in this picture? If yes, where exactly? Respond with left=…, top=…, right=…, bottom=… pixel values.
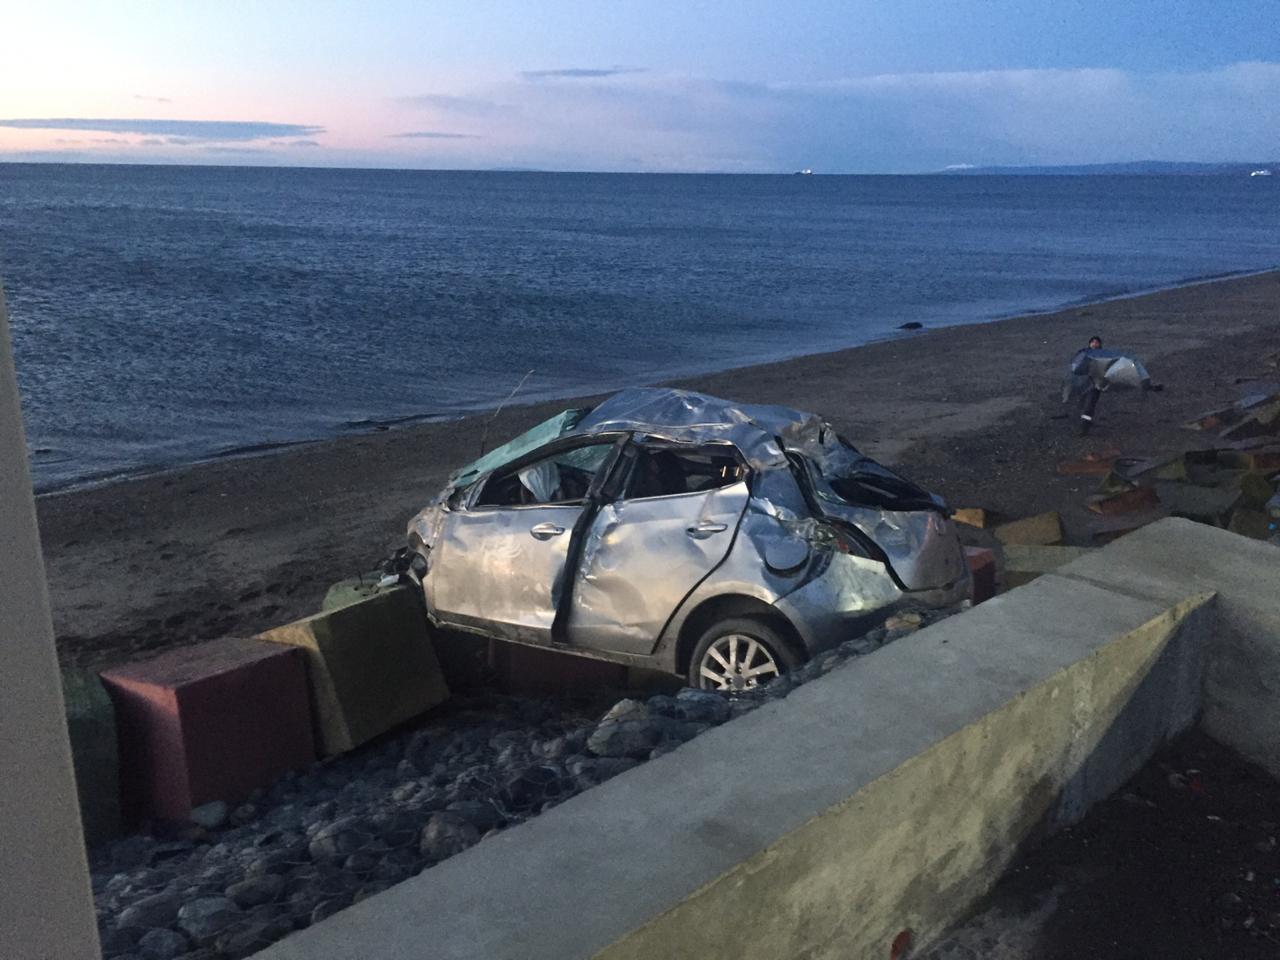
left=688, top=616, right=802, bottom=692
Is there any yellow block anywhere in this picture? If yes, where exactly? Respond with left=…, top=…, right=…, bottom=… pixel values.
left=993, top=511, right=1064, bottom=546
left=258, top=586, right=448, bottom=755
left=952, top=507, right=989, bottom=529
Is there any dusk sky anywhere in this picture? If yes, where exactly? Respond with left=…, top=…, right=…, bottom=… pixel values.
left=2, top=1, right=1277, bottom=172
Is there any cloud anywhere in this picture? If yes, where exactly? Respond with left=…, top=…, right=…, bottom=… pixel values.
left=521, top=67, right=647, bottom=80
left=394, top=94, right=513, bottom=117
left=389, top=130, right=482, bottom=140
left=271, top=139, right=322, bottom=147
left=0, top=118, right=324, bottom=141
left=391, top=61, right=1280, bottom=172
left=133, top=94, right=173, bottom=104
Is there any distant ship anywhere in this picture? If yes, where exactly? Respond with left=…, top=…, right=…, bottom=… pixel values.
left=1250, top=169, right=1273, bottom=177
left=794, top=168, right=813, bottom=176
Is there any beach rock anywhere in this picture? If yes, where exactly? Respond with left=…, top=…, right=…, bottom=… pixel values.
left=673, top=689, right=731, bottom=724
left=445, top=799, right=504, bottom=833
left=176, top=896, right=242, bottom=943
left=116, top=890, right=180, bottom=929
left=599, top=698, right=649, bottom=724
left=308, top=816, right=369, bottom=862
left=419, top=812, right=481, bottom=862
left=226, top=872, right=284, bottom=907
left=188, top=801, right=228, bottom=830
left=587, top=717, right=705, bottom=758
left=136, top=927, right=190, bottom=960
left=500, top=764, right=567, bottom=811
left=99, top=926, right=141, bottom=956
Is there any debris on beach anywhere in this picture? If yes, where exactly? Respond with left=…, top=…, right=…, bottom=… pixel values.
left=993, top=511, right=1064, bottom=546
left=1075, top=443, right=1280, bottom=543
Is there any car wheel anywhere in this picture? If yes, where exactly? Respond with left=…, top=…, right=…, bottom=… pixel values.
left=689, top=617, right=801, bottom=692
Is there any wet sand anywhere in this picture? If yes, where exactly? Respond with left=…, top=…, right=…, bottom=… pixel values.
left=38, top=270, right=1280, bottom=670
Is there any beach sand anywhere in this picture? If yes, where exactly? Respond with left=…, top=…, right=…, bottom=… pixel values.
left=37, top=270, right=1280, bottom=670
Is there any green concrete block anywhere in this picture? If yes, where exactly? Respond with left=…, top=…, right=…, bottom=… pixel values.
left=1156, top=482, right=1242, bottom=527
left=258, top=586, right=449, bottom=756
left=1227, top=507, right=1274, bottom=540
left=61, top=670, right=121, bottom=846
left=321, top=574, right=387, bottom=612
left=1238, top=471, right=1277, bottom=509
left=1002, top=545, right=1095, bottom=588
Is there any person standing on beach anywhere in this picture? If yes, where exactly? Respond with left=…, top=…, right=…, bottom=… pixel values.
left=1073, top=335, right=1106, bottom=433
left=1063, top=336, right=1158, bottom=435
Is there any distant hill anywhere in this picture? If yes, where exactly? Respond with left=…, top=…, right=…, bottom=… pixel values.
left=939, top=161, right=1276, bottom=176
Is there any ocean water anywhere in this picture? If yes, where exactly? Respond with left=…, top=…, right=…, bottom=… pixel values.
left=1, top=163, right=1275, bottom=492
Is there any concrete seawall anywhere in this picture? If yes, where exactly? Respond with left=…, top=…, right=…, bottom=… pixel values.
left=252, top=515, right=1280, bottom=960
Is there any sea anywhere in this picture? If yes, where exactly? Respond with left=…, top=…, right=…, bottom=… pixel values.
left=1, top=163, right=1275, bottom=493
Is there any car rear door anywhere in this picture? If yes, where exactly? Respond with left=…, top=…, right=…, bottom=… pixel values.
left=566, top=441, right=750, bottom=655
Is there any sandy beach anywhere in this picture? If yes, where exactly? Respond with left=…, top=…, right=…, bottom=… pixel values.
left=38, top=270, right=1280, bottom=671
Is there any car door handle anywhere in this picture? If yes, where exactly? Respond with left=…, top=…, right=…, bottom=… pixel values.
left=686, top=522, right=728, bottom=539
left=530, top=522, right=566, bottom=540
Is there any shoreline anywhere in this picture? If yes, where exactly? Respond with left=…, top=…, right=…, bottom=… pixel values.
left=32, top=263, right=1279, bottom=499
left=38, top=269, right=1280, bottom=670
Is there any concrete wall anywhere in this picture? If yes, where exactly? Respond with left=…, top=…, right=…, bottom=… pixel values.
left=257, top=560, right=1216, bottom=960
left=0, top=284, right=101, bottom=959
left=1056, top=518, right=1280, bottom=778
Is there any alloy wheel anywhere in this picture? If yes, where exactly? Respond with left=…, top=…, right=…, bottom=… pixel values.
left=697, top=633, right=781, bottom=691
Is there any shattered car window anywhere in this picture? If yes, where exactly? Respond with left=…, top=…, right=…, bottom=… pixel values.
left=474, top=441, right=615, bottom=507
left=802, top=437, right=941, bottom=512
left=626, top=445, right=747, bottom=499
left=450, top=408, right=586, bottom=489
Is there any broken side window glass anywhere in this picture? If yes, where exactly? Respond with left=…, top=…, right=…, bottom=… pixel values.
left=625, top=444, right=747, bottom=499
left=474, top=441, right=616, bottom=508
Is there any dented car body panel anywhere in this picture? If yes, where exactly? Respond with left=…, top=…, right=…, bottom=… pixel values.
left=407, top=387, right=969, bottom=677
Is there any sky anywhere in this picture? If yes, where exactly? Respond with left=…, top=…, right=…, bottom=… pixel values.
left=1, top=1, right=1277, bottom=173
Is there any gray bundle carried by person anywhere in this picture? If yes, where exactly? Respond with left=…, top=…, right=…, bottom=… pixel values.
left=1061, top=336, right=1154, bottom=434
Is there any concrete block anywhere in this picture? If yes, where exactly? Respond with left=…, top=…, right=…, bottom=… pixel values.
left=61, top=670, right=121, bottom=845
left=993, top=511, right=1063, bottom=546
left=1238, top=471, right=1276, bottom=508
left=321, top=575, right=386, bottom=612
left=100, top=639, right=314, bottom=822
left=493, top=642, right=627, bottom=696
left=1087, top=513, right=1161, bottom=544
left=1227, top=507, right=1274, bottom=540
left=952, top=507, right=990, bottom=529
left=964, top=547, right=995, bottom=604
left=1119, top=453, right=1186, bottom=482
left=1157, top=481, right=1241, bottom=526
left=1055, top=455, right=1115, bottom=476
left=258, top=586, right=449, bottom=756
left=1002, top=545, right=1095, bottom=588
left=1086, top=485, right=1160, bottom=515
left=1058, top=518, right=1280, bottom=778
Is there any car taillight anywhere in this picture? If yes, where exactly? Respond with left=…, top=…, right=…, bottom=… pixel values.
left=812, top=520, right=885, bottom=562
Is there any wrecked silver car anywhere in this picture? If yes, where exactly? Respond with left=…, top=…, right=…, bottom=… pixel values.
left=405, top=388, right=969, bottom=691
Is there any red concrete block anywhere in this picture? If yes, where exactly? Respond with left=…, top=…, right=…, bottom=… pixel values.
left=964, top=547, right=996, bottom=605
left=101, top=639, right=314, bottom=822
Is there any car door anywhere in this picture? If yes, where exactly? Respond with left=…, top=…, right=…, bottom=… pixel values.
left=567, top=441, right=750, bottom=655
left=426, top=438, right=620, bottom=645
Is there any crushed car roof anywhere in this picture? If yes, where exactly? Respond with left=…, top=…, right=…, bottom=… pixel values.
left=449, top=387, right=879, bottom=489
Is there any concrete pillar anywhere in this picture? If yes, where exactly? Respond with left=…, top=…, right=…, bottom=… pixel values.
left=0, top=281, right=101, bottom=958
